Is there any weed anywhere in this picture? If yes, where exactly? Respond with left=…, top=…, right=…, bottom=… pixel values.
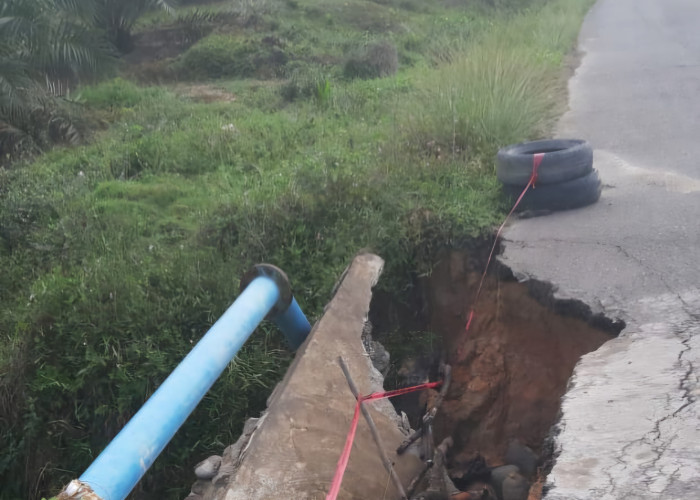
left=397, top=0, right=594, bottom=158
left=344, top=40, right=399, bottom=79
left=78, top=78, right=165, bottom=109
left=316, top=78, right=332, bottom=106
left=280, top=62, right=329, bottom=102
left=176, top=34, right=288, bottom=80
left=405, top=44, right=556, bottom=158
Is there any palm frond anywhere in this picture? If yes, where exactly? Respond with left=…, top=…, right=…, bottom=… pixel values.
left=0, top=0, right=111, bottom=161
left=53, top=0, right=96, bottom=19
left=154, top=0, right=177, bottom=15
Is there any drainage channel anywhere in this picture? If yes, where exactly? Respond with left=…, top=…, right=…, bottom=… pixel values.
left=369, top=248, right=625, bottom=499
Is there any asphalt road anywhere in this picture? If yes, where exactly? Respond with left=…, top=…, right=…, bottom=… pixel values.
left=498, top=0, right=700, bottom=498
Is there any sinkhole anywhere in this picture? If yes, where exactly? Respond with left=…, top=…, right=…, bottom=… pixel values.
left=369, top=247, right=625, bottom=499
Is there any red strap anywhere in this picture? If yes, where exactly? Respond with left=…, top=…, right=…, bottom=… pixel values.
left=462, top=153, right=544, bottom=338
left=326, top=381, right=442, bottom=500
left=326, top=399, right=362, bottom=500
left=530, top=152, right=544, bottom=186
left=363, top=381, right=442, bottom=402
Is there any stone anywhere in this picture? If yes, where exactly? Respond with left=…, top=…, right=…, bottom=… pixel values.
left=368, top=339, right=390, bottom=374
left=502, top=470, right=529, bottom=500
left=489, top=465, right=519, bottom=500
left=505, top=440, right=538, bottom=479
left=194, top=455, right=222, bottom=480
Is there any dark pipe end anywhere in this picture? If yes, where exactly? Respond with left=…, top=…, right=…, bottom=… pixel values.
left=240, top=264, right=293, bottom=318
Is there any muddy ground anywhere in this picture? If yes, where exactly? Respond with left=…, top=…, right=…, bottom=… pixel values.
left=371, top=247, right=620, bottom=498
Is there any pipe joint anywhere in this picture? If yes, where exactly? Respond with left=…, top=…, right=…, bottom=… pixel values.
left=240, top=264, right=312, bottom=351
left=240, top=264, right=292, bottom=318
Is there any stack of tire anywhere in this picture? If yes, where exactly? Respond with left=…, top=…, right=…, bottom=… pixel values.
left=496, top=139, right=601, bottom=212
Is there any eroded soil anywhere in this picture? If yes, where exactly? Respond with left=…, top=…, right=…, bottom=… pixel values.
left=428, top=249, right=614, bottom=468
left=372, top=247, right=618, bottom=498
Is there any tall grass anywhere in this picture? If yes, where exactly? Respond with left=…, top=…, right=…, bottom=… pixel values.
left=403, top=0, right=594, bottom=157
left=406, top=44, right=555, bottom=155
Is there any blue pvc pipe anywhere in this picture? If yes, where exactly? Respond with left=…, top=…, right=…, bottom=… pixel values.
left=273, top=297, right=312, bottom=350
left=77, top=276, right=309, bottom=500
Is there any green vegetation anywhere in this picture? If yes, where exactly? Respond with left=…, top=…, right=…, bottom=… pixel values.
left=176, top=34, right=289, bottom=79
left=94, top=0, right=176, bottom=53
left=344, top=40, right=399, bottom=79
left=0, top=0, right=111, bottom=161
left=0, top=0, right=594, bottom=498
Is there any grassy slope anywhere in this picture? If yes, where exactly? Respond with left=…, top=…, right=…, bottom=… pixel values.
left=0, top=0, right=593, bottom=498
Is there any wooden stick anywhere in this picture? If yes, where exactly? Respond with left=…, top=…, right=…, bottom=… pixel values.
left=397, top=427, right=423, bottom=455
left=338, top=356, right=408, bottom=500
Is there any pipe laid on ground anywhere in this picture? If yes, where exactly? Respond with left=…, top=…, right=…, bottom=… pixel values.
left=63, top=267, right=310, bottom=500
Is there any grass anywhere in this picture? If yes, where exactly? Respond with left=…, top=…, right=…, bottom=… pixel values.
left=0, top=0, right=594, bottom=498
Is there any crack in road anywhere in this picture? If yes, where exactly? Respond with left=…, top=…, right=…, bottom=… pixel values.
left=673, top=336, right=696, bottom=418
left=505, top=233, right=698, bottom=499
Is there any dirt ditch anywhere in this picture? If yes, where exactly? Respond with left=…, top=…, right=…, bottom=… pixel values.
left=370, top=247, right=625, bottom=499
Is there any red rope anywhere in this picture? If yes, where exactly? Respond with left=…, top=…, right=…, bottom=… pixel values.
left=326, top=380, right=442, bottom=500
left=464, top=153, right=545, bottom=335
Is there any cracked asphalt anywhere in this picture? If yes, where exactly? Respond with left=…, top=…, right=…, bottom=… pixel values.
left=498, top=0, right=700, bottom=498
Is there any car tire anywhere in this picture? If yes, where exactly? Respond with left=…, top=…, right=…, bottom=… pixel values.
left=497, top=139, right=593, bottom=186
left=502, top=169, right=602, bottom=211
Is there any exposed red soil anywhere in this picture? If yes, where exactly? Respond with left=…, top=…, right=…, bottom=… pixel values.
left=424, top=249, right=614, bottom=495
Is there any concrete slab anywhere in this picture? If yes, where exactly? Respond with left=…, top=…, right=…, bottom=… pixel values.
left=197, top=253, right=421, bottom=500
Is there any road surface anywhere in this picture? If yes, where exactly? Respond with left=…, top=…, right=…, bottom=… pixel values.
left=499, top=0, right=700, bottom=498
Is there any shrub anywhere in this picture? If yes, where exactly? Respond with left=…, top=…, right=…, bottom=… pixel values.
left=344, top=40, right=399, bottom=80
left=177, top=34, right=288, bottom=79
left=404, top=43, right=556, bottom=158
left=280, top=63, right=329, bottom=102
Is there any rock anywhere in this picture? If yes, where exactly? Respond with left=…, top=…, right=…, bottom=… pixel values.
left=450, top=453, right=491, bottom=489
left=194, top=455, right=221, bottom=480
left=502, top=470, right=529, bottom=500
left=505, top=440, right=538, bottom=479
left=368, top=340, right=390, bottom=374
left=464, top=483, right=498, bottom=500
left=489, top=465, right=519, bottom=500
left=361, top=320, right=391, bottom=375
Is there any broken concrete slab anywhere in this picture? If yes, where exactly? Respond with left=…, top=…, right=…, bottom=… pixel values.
left=544, top=294, right=699, bottom=500
left=194, top=253, right=422, bottom=500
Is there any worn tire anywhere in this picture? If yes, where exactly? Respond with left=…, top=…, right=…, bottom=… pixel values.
left=497, top=139, right=593, bottom=186
left=503, top=169, right=602, bottom=212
